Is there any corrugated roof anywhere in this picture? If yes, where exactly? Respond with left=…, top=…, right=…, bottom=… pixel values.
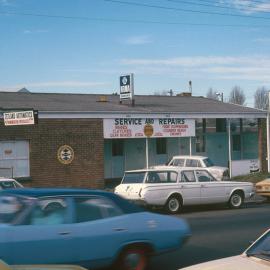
left=0, top=91, right=266, bottom=115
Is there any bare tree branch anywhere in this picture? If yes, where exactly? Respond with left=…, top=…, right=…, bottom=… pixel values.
left=254, top=86, right=269, bottom=110
left=206, top=87, right=219, bottom=100
left=229, top=86, right=246, bottom=105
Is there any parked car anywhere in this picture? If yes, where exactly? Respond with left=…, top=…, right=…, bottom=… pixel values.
left=0, top=178, right=23, bottom=190
left=0, top=188, right=190, bottom=270
left=114, top=167, right=254, bottom=214
left=0, top=259, right=86, bottom=270
left=160, top=155, right=229, bottom=181
left=256, top=179, right=270, bottom=201
left=179, top=228, right=270, bottom=270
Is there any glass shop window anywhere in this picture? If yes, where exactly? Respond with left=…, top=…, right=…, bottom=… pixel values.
left=156, top=138, right=167, bottom=155
left=242, top=119, right=258, bottom=133
left=196, top=135, right=205, bottom=153
left=206, top=119, right=216, bottom=133
left=232, top=135, right=241, bottom=151
left=216, top=119, right=227, bottom=132
left=196, top=119, right=206, bottom=134
left=112, top=140, right=124, bottom=156
left=230, top=119, right=241, bottom=133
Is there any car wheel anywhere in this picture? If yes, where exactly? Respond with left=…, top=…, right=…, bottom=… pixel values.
left=117, top=247, right=148, bottom=270
left=228, top=192, right=243, bottom=209
left=166, top=196, right=182, bottom=214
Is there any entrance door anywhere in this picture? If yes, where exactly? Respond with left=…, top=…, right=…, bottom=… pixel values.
left=111, top=140, right=125, bottom=178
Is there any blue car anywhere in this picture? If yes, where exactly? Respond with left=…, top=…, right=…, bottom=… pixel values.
left=0, top=188, right=190, bottom=270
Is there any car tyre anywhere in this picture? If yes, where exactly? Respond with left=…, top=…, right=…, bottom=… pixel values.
left=117, top=247, right=148, bottom=270
left=228, top=192, right=243, bottom=209
left=166, top=195, right=182, bottom=214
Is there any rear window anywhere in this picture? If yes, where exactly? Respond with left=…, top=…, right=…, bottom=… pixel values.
left=171, top=159, right=185, bottom=166
left=122, top=172, right=146, bottom=184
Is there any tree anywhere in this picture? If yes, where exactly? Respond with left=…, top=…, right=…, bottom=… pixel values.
left=229, top=86, right=246, bottom=105
left=254, top=86, right=269, bottom=110
left=206, top=87, right=219, bottom=100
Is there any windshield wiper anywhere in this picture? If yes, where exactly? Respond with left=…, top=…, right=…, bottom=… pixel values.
left=247, top=250, right=270, bottom=258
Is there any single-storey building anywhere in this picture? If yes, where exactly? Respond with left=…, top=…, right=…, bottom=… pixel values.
left=0, top=91, right=267, bottom=188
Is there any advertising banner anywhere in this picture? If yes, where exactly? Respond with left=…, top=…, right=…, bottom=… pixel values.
left=231, top=159, right=260, bottom=177
left=104, top=118, right=195, bottom=139
left=3, top=110, right=36, bottom=126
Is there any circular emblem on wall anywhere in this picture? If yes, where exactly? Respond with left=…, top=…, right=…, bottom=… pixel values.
left=121, top=76, right=128, bottom=85
left=144, top=124, right=154, bottom=137
left=57, top=145, right=74, bottom=165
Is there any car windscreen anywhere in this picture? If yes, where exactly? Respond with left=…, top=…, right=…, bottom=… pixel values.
left=246, top=231, right=270, bottom=262
left=203, top=158, right=214, bottom=167
left=0, top=181, right=15, bottom=189
left=122, top=172, right=146, bottom=184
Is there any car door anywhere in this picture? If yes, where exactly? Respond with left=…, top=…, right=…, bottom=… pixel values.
left=179, top=170, right=201, bottom=205
left=196, top=170, right=226, bottom=204
left=8, top=196, right=76, bottom=265
left=70, top=195, right=141, bottom=269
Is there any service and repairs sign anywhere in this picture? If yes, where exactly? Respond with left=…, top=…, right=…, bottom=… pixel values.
left=3, top=110, right=35, bottom=126
left=103, top=118, right=195, bottom=138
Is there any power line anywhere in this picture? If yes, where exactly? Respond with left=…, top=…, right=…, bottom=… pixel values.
left=163, top=0, right=270, bottom=14
left=1, top=11, right=270, bottom=27
left=103, top=0, right=270, bottom=20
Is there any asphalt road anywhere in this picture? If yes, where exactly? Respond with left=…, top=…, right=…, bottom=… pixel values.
left=148, top=203, right=270, bottom=270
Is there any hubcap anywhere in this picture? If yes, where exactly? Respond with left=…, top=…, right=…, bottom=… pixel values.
left=124, top=252, right=143, bottom=270
left=169, top=198, right=179, bottom=212
left=231, top=194, right=241, bottom=207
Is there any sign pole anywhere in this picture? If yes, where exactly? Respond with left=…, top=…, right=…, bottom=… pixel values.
left=189, top=137, right=192, bottom=156
left=146, top=137, right=149, bottom=169
left=267, top=91, right=270, bottom=172
left=228, top=119, right=232, bottom=178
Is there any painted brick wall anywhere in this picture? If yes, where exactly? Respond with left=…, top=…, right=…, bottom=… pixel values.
left=0, top=119, right=104, bottom=188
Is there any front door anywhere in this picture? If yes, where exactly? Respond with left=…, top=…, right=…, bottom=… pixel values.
left=196, top=170, right=226, bottom=204
left=8, top=197, right=75, bottom=265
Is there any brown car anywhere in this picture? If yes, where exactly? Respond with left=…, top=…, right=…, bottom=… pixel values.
left=256, top=179, right=270, bottom=201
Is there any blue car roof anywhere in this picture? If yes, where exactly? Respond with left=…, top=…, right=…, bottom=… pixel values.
left=0, top=188, right=143, bottom=214
left=0, top=188, right=112, bottom=198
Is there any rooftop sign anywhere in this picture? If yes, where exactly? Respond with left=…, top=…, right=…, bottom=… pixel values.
left=103, top=118, right=195, bottom=138
left=120, top=73, right=134, bottom=101
left=3, top=110, right=36, bottom=126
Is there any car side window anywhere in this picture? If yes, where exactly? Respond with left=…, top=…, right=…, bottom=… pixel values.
left=186, top=159, right=199, bottom=167
left=73, top=196, right=123, bottom=223
left=172, top=159, right=185, bottom=166
left=181, top=171, right=196, bottom=182
left=146, top=171, right=178, bottom=183
left=196, top=170, right=214, bottom=182
left=29, top=198, right=68, bottom=226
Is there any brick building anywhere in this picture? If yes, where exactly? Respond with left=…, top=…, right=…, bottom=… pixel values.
left=0, top=91, right=267, bottom=188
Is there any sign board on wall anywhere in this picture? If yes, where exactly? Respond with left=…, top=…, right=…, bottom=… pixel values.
left=120, top=74, right=134, bottom=100
left=231, top=159, right=260, bottom=177
left=103, top=118, right=195, bottom=139
left=3, top=110, right=36, bottom=126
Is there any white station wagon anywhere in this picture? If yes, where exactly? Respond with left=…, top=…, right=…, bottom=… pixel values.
left=114, top=168, right=255, bottom=214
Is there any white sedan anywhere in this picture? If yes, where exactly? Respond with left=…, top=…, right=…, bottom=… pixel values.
left=180, top=229, right=270, bottom=270
left=114, top=167, right=255, bottom=214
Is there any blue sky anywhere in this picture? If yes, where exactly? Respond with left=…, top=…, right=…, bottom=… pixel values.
left=1, top=0, right=270, bottom=106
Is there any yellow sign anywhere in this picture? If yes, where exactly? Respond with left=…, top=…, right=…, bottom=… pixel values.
left=57, top=145, right=74, bottom=165
left=144, top=124, right=154, bottom=137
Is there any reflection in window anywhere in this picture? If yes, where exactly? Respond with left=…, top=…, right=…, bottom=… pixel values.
left=196, top=135, right=205, bottom=153
left=181, top=171, right=196, bottom=182
left=171, top=159, right=185, bottom=166
left=242, top=119, right=258, bottom=132
left=112, top=140, right=124, bottom=156
left=233, top=134, right=241, bottom=151
left=196, top=170, right=214, bottom=182
left=156, top=138, right=167, bottom=155
left=146, top=171, right=178, bottom=183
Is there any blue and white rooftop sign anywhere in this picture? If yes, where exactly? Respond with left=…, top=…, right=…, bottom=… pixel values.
left=120, top=73, right=134, bottom=100
left=103, top=118, right=195, bottom=139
